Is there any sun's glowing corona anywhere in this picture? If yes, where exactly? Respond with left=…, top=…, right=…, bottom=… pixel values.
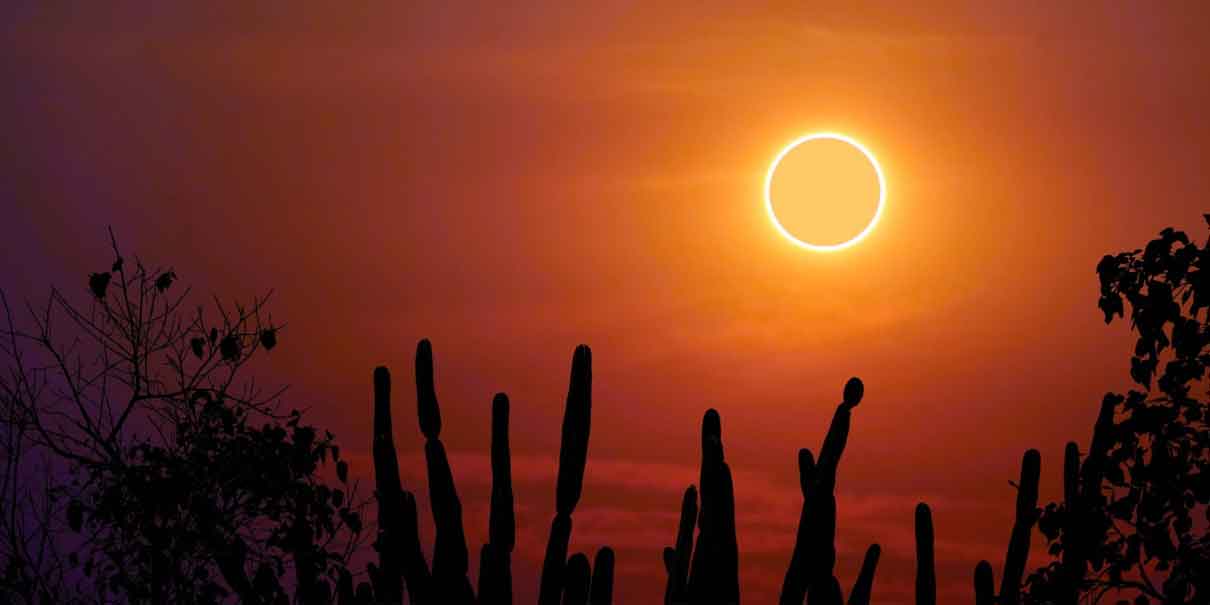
left=764, top=132, right=886, bottom=252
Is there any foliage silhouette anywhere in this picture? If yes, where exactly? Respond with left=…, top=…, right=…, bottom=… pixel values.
left=0, top=236, right=365, bottom=604
left=1022, top=223, right=1210, bottom=604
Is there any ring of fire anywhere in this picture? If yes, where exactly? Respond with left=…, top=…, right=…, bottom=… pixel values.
left=764, top=132, right=886, bottom=252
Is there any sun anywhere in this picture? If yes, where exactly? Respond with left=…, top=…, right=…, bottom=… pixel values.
left=764, top=133, right=886, bottom=252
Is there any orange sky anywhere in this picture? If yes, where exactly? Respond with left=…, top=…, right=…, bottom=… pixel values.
left=4, top=3, right=1210, bottom=603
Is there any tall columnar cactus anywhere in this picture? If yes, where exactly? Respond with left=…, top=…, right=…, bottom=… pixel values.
left=664, top=486, right=698, bottom=604
left=973, top=561, right=994, bottom=605
left=564, top=553, right=593, bottom=605
left=590, top=547, right=616, bottom=605
left=478, top=393, right=515, bottom=603
left=371, top=366, right=407, bottom=603
left=914, top=503, right=936, bottom=605
left=539, top=345, right=603, bottom=605
left=687, top=408, right=740, bottom=603
left=661, top=409, right=739, bottom=604
left=970, top=449, right=1041, bottom=605
left=414, top=340, right=476, bottom=601
left=1057, top=394, right=1117, bottom=600
left=1000, top=449, right=1041, bottom=604
left=781, top=378, right=876, bottom=605
left=370, top=341, right=608, bottom=605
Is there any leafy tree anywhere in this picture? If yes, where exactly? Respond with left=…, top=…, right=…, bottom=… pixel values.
left=1026, top=223, right=1210, bottom=604
left=0, top=234, right=365, bottom=604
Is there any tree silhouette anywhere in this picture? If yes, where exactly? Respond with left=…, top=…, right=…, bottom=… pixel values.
left=0, top=236, right=365, bottom=604
left=1023, top=224, right=1210, bottom=604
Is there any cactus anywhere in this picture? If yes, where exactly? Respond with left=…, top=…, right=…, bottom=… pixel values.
left=846, top=544, right=879, bottom=605
left=1000, top=449, right=1041, bottom=604
left=557, top=345, right=593, bottom=516
left=539, top=345, right=609, bottom=605
left=478, top=393, right=515, bottom=603
left=371, top=366, right=406, bottom=603
left=781, top=378, right=872, bottom=605
left=372, top=365, right=431, bottom=604
left=973, top=561, right=994, bottom=605
left=564, top=553, right=593, bottom=605
left=1056, top=394, right=1117, bottom=600
left=590, top=547, right=616, bottom=605
left=660, top=409, right=739, bottom=604
left=685, top=408, right=740, bottom=603
left=415, top=339, right=442, bottom=440
left=914, top=503, right=936, bottom=605
left=664, top=485, right=698, bottom=604
left=969, top=449, right=1042, bottom=604
left=414, top=340, right=476, bottom=601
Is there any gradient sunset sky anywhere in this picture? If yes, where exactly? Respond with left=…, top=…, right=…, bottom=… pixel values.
left=4, top=3, right=1210, bottom=603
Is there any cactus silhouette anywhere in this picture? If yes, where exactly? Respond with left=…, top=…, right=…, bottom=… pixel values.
left=539, top=345, right=610, bottom=605
left=963, top=449, right=1042, bottom=605
left=478, top=393, right=515, bottom=603
left=1055, top=394, right=1116, bottom=600
left=367, top=341, right=613, bottom=604
left=415, top=340, right=476, bottom=601
left=780, top=377, right=878, bottom=605
left=662, top=408, right=740, bottom=604
left=914, top=503, right=936, bottom=605
left=590, top=547, right=616, bottom=605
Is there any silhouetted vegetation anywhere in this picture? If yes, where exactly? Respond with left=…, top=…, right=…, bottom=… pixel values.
left=5, top=221, right=1208, bottom=604
left=0, top=236, right=365, bottom=604
left=1021, top=224, right=1210, bottom=604
left=360, top=341, right=613, bottom=604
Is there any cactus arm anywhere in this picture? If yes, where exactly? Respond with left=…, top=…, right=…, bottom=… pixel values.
left=687, top=409, right=739, bottom=603
left=807, top=576, right=844, bottom=605
left=490, top=393, right=516, bottom=552
left=999, top=449, right=1041, bottom=604
left=424, top=439, right=474, bottom=599
left=914, top=503, right=936, bottom=605
left=563, top=553, right=593, bottom=605
left=974, top=560, right=995, bottom=605
left=478, top=393, right=515, bottom=603
left=540, top=345, right=594, bottom=605
left=589, top=547, right=615, bottom=605
left=780, top=449, right=815, bottom=605
left=371, top=366, right=406, bottom=602
left=412, top=341, right=474, bottom=600
left=667, top=485, right=698, bottom=603
left=415, top=339, right=442, bottom=439
left=846, top=544, right=880, bottom=605
left=717, top=460, right=740, bottom=604
left=663, top=547, right=679, bottom=605
left=399, top=489, right=432, bottom=601
left=557, top=345, right=593, bottom=515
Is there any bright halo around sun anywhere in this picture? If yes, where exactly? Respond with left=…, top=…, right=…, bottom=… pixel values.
left=764, top=133, right=886, bottom=252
